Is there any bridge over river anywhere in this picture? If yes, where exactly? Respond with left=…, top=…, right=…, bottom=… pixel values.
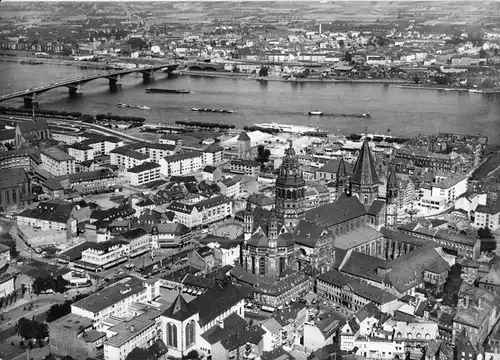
left=0, top=63, right=178, bottom=107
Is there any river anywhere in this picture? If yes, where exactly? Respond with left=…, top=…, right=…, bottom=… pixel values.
left=1, top=60, right=499, bottom=143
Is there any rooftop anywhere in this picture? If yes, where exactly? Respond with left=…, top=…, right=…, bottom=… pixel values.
left=105, top=309, right=162, bottom=347
left=127, top=162, right=161, bottom=174
left=334, top=226, right=383, bottom=250
left=40, top=147, right=74, bottom=162
left=72, top=276, right=146, bottom=314
left=306, top=193, right=366, bottom=229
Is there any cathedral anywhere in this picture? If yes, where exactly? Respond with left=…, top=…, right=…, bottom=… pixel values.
left=239, top=136, right=400, bottom=279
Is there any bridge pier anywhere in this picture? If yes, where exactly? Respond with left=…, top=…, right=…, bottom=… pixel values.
left=108, top=75, right=123, bottom=92
left=23, top=96, right=38, bottom=108
left=68, top=84, right=83, bottom=97
left=142, top=70, right=156, bottom=83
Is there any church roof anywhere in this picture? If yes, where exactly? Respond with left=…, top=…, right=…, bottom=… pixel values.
left=293, top=221, right=329, bottom=248
left=247, top=231, right=295, bottom=248
left=305, top=193, right=366, bottom=228
left=18, top=118, right=49, bottom=134
left=162, top=293, right=191, bottom=322
left=351, top=138, right=379, bottom=185
left=237, top=132, right=250, bottom=141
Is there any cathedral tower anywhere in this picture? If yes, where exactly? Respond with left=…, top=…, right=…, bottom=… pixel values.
left=267, top=208, right=278, bottom=278
left=385, top=168, right=399, bottom=231
left=350, top=137, right=379, bottom=206
left=275, top=141, right=306, bottom=230
left=336, top=156, right=350, bottom=198
left=243, top=201, right=253, bottom=241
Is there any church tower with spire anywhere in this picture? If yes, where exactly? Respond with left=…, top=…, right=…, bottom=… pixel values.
left=243, top=201, right=253, bottom=241
left=385, top=168, right=399, bottom=231
left=336, top=156, right=350, bottom=198
left=275, top=141, right=306, bottom=230
left=350, top=137, right=379, bottom=206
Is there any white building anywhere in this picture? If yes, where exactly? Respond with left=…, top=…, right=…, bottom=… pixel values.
left=126, top=162, right=161, bottom=186
left=110, top=147, right=150, bottom=170
left=67, top=143, right=94, bottom=163
left=203, top=145, right=224, bottom=165
left=431, top=175, right=468, bottom=206
left=40, top=147, right=76, bottom=176
left=71, top=275, right=160, bottom=328
left=126, top=143, right=179, bottom=163
left=167, top=195, right=233, bottom=229
left=79, top=136, right=124, bottom=156
left=79, top=240, right=129, bottom=270
left=455, top=193, right=487, bottom=218
left=217, top=178, right=241, bottom=198
left=103, top=309, right=162, bottom=360
left=160, top=151, right=204, bottom=177
left=119, top=227, right=152, bottom=258
left=474, top=203, right=500, bottom=230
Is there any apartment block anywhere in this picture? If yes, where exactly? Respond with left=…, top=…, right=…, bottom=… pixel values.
left=41, top=147, right=76, bottom=176
left=160, top=151, right=204, bottom=177
left=126, top=162, right=161, bottom=186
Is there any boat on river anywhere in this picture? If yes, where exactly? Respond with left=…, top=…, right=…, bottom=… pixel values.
left=255, top=122, right=317, bottom=134
left=117, top=102, right=150, bottom=110
left=146, top=88, right=190, bottom=94
left=308, top=110, right=324, bottom=116
left=191, top=108, right=234, bottom=114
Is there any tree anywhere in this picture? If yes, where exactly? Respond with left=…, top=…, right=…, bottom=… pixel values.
left=442, top=263, right=463, bottom=307
left=338, top=39, right=345, bottom=48
left=16, top=317, right=49, bottom=340
left=478, top=227, right=493, bottom=239
left=435, top=75, right=449, bottom=85
left=255, top=145, right=271, bottom=165
left=232, top=66, right=240, bottom=73
left=413, top=75, right=421, bottom=84
left=258, top=67, right=269, bottom=77
left=479, top=49, right=488, bottom=59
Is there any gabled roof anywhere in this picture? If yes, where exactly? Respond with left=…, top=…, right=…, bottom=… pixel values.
left=351, top=138, right=379, bottom=185
left=162, top=293, right=192, bottom=322
left=305, top=193, right=366, bottom=228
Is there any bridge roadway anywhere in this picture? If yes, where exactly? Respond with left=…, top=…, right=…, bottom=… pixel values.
left=0, top=63, right=178, bottom=106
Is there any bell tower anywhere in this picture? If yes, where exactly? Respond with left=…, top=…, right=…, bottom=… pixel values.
left=267, top=208, right=278, bottom=278
left=243, top=201, right=253, bottom=241
left=336, top=156, right=350, bottom=198
left=350, top=137, right=379, bottom=206
left=385, top=168, right=399, bottom=231
left=275, top=141, right=306, bottom=230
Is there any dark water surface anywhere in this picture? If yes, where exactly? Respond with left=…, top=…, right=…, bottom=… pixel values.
left=1, top=61, right=499, bottom=142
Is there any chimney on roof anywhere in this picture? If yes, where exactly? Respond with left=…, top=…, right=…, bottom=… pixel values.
left=464, top=295, right=470, bottom=308
left=130, top=325, right=135, bottom=332
left=477, top=298, right=482, bottom=309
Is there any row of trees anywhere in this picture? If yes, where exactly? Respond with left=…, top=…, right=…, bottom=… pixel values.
left=0, top=290, right=19, bottom=310
left=243, top=125, right=279, bottom=134
left=95, top=113, right=146, bottom=123
left=175, top=120, right=235, bottom=130
left=345, top=133, right=409, bottom=144
left=32, top=275, right=69, bottom=296
left=0, top=106, right=82, bottom=119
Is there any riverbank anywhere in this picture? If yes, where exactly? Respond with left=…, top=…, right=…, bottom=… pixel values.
left=397, top=84, right=500, bottom=93
left=0, top=55, right=108, bottom=69
left=178, top=69, right=407, bottom=84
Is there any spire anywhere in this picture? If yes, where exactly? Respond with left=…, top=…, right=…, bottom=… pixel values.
left=351, top=137, right=379, bottom=185
left=387, top=167, right=398, bottom=189
left=337, top=156, right=348, bottom=177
